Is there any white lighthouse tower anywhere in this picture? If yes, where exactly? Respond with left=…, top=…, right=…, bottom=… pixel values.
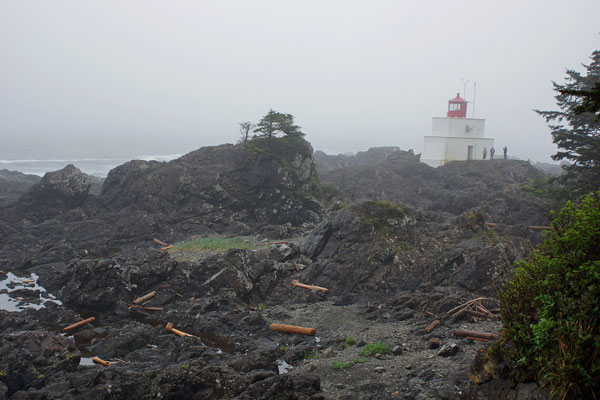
left=420, top=93, right=494, bottom=167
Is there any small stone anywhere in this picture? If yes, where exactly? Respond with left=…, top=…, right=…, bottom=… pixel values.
left=405, top=364, right=413, bottom=369
left=374, top=366, right=386, bottom=373
left=336, top=383, right=344, bottom=389
left=322, top=347, right=335, bottom=358
left=356, top=339, right=367, bottom=347
left=428, top=338, right=441, bottom=349
left=375, top=353, right=382, bottom=359
left=437, top=343, right=460, bottom=357
left=392, top=345, right=403, bottom=356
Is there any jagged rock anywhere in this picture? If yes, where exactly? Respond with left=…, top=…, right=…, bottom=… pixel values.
left=19, top=164, right=91, bottom=215
left=0, top=169, right=40, bottom=207
left=438, top=343, right=460, bottom=357
left=100, top=137, right=323, bottom=230
left=0, top=330, right=80, bottom=396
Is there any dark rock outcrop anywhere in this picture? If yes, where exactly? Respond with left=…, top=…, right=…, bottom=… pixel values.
left=15, top=164, right=91, bottom=221
left=0, top=169, right=40, bottom=207
left=317, top=153, right=549, bottom=227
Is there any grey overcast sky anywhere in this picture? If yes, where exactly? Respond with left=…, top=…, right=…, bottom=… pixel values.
left=1, top=0, right=599, bottom=161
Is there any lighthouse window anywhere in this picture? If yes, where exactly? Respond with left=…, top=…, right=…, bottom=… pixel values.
left=449, top=104, right=461, bottom=111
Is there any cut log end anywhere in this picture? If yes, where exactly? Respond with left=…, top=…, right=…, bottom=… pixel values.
left=92, top=357, right=111, bottom=367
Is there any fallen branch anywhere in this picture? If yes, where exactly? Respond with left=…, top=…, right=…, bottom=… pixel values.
left=92, top=357, right=111, bottom=367
left=447, top=298, right=489, bottom=315
left=425, top=311, right=440, bottom=319
left=161, top=245, right=173, bottom=251
left=454, top=329, right=495, bottom=341
left=474, top=306, right=499, bottom=320
left=269, top=323, right=316, bottom=336
left=530, top=225, right=552, bottom=231
left=485, top=223, right=497, bottom=228
left=466, top=336, right=490, bottom=342
left=143, top=307, right=163, bottom=311
left=466, top=310, right=494, bottom=320
left=134, top=309, right=150, bottom=317
left=292, top=280, right=329, bottom=293
left=425, top=320, right=440, bottom=333
left=153, top=238, right=169, bottom=246
left=165, top=322, right=193, bottom=337
left=271, top=241, right=289, bottom=245
left=133, top=291, right=156, bottom=305
left=292, top=262, right=300, bottom=273
left=63, top=317, right=96, bottom=332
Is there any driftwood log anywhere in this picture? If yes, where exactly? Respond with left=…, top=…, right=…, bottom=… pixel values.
left=269, top=323, right=316, bottom=336
left=292, top=280, right=329, bottom=293
left=133, top=291, right=156, bottom=305
left=92, top=357, right=111, bottom=366
left=165, top=322, right=193, bottom=337
left=63, top=317, right=95, bottom=332
left=454, top=329, right=495, bottom=340
left=425, top=320, right=441, bottom=333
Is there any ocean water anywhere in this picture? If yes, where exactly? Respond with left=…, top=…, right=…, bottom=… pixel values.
left=0, top=140, right=181, bottom=177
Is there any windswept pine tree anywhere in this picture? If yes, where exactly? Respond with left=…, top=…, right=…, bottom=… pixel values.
left=536, top=49, right=600, bottom=197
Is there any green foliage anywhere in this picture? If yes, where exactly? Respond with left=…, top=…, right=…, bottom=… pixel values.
left=303, top=350, right=316, bottom=360
left=332, top=361, right=351, bottom=370
left=180, top=363, right=189, bottom=371
left=349, top=357, right=367, bottom=364
left=242, top=134, right=313, bottom=160
left=535, top=49, right=600, bottom=198
left=499, top=191, right=600, bottom=399
left=358, top=341, right=392, bottom=357
left=355, top=200, right=407, bottom=233
left=253, top=109, right=304, bottom=138
left=170, top=236, right=256, bottom=254
left=345, top=336, right=356, bottom=347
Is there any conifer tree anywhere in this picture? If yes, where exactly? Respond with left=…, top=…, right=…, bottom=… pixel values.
left=536, top=49, right=600, bottom=196
left=253, top=109, right=303, bottom=138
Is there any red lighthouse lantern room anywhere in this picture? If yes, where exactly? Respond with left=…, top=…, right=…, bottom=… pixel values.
left=447, top=93, right=467, bottom=118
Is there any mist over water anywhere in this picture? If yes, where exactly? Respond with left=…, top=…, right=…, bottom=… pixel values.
left=0, top=139, right=183, bottom=177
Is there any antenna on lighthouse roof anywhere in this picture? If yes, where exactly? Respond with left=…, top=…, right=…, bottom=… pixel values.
left=473, top=81, right=477, bottom=118
left=461, top=78, right=470, bottom=101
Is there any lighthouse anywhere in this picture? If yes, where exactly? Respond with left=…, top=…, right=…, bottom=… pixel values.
left=420, top=93, right=494, bottom=167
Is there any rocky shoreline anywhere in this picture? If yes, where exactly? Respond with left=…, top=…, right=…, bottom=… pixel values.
left=0, top=139, right=550, bottom=399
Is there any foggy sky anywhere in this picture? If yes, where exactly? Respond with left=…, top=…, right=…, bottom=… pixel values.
left=1, top=0, right=599, bottom=162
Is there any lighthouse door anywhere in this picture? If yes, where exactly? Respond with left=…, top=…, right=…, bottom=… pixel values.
left=467, top=146, right=474, bottom=160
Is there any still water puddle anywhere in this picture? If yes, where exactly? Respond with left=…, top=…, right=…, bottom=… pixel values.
left=0, top=271, right=62, bottom=311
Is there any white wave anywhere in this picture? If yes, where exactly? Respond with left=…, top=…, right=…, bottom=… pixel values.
left=135, top=154, right=182, bottom=162
left=0, top=158, right=126, bottom=164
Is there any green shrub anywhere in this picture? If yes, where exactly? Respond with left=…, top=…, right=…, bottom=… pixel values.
left=358, top=341, right=392, bottom=357
left=345, top=336, right=356, bottom=347
left=332, top=361, right=351, bottom=370
left=170, top=236, right=256, bottom=253
left=500, top=191, right=600, bottom=399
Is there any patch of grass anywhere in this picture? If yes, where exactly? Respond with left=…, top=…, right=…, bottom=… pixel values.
left=257, top=303, right=267, bottom=310
left=332, top=361, right=351, bottom=370
left=181, top=363, right=189, bottom=371
left=359, top=341, right=392, bottom=357
left=170, top=236, right=256, bottom=254
left=303, top=350, right=316, bottom=360
left=349, top=357, right=367, bottom=363
left=345, top=337, right=356, bottom=348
